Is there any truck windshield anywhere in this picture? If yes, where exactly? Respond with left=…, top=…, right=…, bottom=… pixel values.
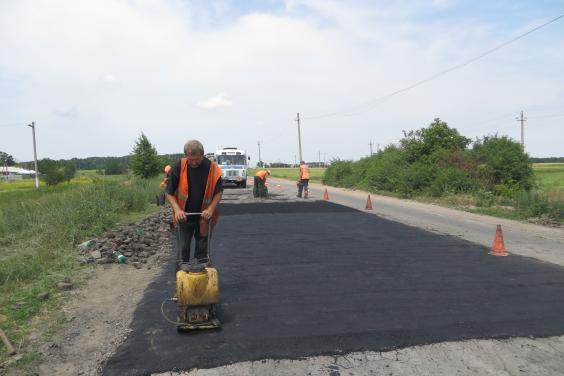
left=217, top=155, right=247, bottom=166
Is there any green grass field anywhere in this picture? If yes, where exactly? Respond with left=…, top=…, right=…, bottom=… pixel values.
left=533, top=163, right=564, bottom=202
left=249, top=167, right=326, bottom=183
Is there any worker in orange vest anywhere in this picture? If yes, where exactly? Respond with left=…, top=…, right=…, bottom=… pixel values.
left=165, top=140, right=223, bottom=263
left=297, top=161, right=310, bottom=198
left=253, top=169, right=270, bottom=198
left=157, top=165, right=172, bottom=206
left=160, top=165, right=172, bottom=189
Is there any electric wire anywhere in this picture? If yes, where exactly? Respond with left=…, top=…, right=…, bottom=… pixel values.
left=304, top=13, right=564, bottom=120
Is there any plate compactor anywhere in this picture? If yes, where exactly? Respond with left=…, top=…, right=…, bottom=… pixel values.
left=161, top=213, right=220, bottom=331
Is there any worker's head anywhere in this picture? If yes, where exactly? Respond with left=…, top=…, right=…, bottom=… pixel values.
left=266, top=170, right=271, bottom=176
left=164, top=165, right=172, bottom=174
left=300, top=160, right=305, bottom=165
left=183, top=140, right=204, bottom=168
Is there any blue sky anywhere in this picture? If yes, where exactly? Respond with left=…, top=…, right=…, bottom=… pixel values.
left=1, top=0, right=563, bottom=162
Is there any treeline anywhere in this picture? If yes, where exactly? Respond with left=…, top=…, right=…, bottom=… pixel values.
left=18, top=153, right=185, bottom=175
left=324, top=118, right=562, bottom=221
left=530, top=157, right=564, bottom=163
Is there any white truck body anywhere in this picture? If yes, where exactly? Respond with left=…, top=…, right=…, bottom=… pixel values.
left=215, top=147, right=248, bottom=188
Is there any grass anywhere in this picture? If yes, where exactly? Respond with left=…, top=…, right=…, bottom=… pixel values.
left=248, top=167, right=326, bottom=183
left=0, top=171, right=162, bottom=372
left=533, top=163, right=564, bottom=202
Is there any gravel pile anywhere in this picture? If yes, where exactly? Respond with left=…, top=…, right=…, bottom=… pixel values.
left=77, top=207, right=173, bottom=268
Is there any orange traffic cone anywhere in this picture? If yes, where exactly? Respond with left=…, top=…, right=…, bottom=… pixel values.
left=323, top=188, right=329, bottom=200
left=489, top=224, right=508, bottom=256
left=365, top=194, right=373, bottom=210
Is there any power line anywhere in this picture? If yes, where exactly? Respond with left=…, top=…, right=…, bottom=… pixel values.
left=304, top=13, right=564, bottom=120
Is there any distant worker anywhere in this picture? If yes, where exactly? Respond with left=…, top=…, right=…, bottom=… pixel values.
left=297, top=161, right=310, bottom=198
left=157, top=165, right=172, bottom=205
left=160, top=165, right=172, bottom=189
left=253, top=169, right=270, bottom=198
left=166, top=140, right=223, bottom=263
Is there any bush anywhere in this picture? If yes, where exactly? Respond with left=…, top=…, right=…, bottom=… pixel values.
left=428, top=167, right=475, bottom=197
left=361, top=146, right=407, bottom=192
left=322, top=160, right=355, bottom=187
left=472, top=135, right=533, bottom=192
left=104, top=159, right=127, bottom=175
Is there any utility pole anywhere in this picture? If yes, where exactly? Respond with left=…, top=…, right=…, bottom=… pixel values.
left=27, top=121, right=39, bottom=189
left=257, top=140, right=262, bottom=167
left=294, top=155, right=297, bottom=167
left=369, top=140, right=374, bottom=156
left=516, top=110, right=527, bottom=149
left=318, top=151, right=321, bottom=167
left=295, top=113, right=303, bottom=162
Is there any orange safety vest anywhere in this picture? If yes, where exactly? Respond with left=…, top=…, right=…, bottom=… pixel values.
left=255, top=170, right=268, bottom=181
left=174, top=158, right=223, bottom=232
left=299, top=164, right=310, bottom=180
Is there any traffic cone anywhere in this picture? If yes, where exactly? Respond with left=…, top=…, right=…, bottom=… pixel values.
left=323, top=188, right=329, bottom=200
left=489, top=224, right=508, bottom=256
left=365, top=194, right=373, bottom=210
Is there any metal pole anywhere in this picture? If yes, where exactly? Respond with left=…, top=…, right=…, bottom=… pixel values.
left=27, top=122, right=39, bottom=189
left=516, top=111, right=527, bottom=150
left=296, top=113, right=303, bottom=162
left=257, top=141, right=261, bottom=167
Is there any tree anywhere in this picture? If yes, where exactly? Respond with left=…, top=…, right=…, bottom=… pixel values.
left=130, top=133, right=160, bottom=179
left=0, top=151, right=15, bottom=166
left=38, top=158, right=66, bottom=186
left=104, top=159, right=127, bottom=175
left=400, top=118, right=471, bottom=163
left=62, top=161, right=76, bottom=182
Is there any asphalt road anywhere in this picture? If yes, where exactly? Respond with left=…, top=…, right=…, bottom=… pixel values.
left=103, top=191, right=564, bottom=376
left=271, top=178, right=564, bottom=267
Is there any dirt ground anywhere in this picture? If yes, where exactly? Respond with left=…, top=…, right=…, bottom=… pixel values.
left=32, top=180, right=564, bottom=376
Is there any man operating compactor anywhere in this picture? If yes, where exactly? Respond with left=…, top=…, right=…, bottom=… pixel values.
left=166, top=140, right=223, bottom=263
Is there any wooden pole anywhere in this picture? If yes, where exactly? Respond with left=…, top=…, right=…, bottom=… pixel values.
left=0, top=328, right=16, bottom=355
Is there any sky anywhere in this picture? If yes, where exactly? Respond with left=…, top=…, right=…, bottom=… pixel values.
left=1, top=0, right=563, bottom=164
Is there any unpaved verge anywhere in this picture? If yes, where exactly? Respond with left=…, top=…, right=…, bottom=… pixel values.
left=36, top=209, right=173, bottom=376
left=156, top=335, right=564, bottom=376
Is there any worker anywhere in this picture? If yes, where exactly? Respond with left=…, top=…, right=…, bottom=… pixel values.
left=165, top=140, right=223, bottom=263
left=156, top=165, right=172, bottom=206
left=159, top=165, right=172, bottom=189
left=297, top=160, right=310, bottom=198
left=253, top=169, right=270, bottom=198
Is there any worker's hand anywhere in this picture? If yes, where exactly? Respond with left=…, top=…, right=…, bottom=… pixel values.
left=201, top=208, right=214, bottom=221
left=174, top=209, right=186, bottom=222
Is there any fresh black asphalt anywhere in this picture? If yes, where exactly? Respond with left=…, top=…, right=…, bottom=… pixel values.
left=103, top=201, right=564, bottom=375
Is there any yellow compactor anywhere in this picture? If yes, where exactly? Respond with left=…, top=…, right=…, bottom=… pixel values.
left=161, top=213, right=221, bottom=331
left=175, top=263, right=220, bottom=330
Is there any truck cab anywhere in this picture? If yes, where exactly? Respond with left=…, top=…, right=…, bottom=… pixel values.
left=215, top=147, right=248, bottom=188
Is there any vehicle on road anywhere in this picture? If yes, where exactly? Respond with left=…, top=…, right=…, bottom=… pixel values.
left=215, top=147, right=249, bottom=188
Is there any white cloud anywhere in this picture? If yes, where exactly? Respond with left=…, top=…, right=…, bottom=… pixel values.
left=197, top=93, right=233, bottom=110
